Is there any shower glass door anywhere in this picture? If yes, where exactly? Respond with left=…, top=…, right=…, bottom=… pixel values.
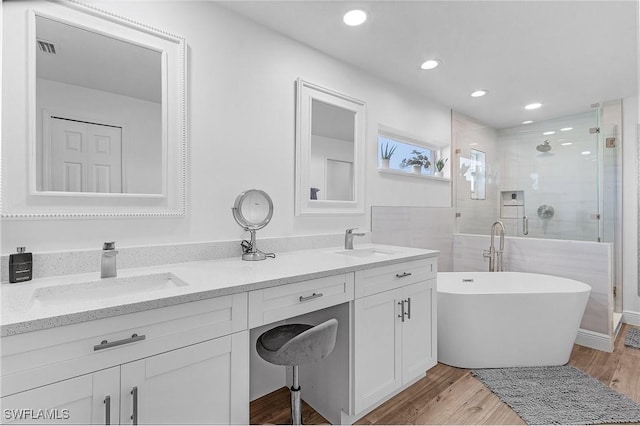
left=453, top=108, right=602, bottom=242
left=506, top=108, right=601, bottom=241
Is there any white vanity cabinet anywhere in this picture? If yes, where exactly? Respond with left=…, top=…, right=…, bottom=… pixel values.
left=352, top=259, right=437, bottom=415
left=1, top=293, right=249, bottom=425
left=1, top=367, right=120, bottom=425
left=119, top=332, right=248, bottom=425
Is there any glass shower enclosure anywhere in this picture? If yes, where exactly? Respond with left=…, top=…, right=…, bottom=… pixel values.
left=455, top=107, right=609, bottom=243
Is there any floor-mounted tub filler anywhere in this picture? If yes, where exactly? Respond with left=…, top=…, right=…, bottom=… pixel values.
left=437, top=272, right=590, bottom=368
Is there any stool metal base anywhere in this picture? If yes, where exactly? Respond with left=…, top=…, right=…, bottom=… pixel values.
left=290, top=365, right=302, bottom=425
left=290, top=385, right=302, bottom=425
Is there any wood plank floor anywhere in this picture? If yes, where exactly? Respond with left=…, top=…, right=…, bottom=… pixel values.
left=250, top=323, right=640, bottom=425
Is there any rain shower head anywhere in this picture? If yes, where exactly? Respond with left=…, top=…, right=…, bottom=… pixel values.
left=536, top=140, right=552, bottom=152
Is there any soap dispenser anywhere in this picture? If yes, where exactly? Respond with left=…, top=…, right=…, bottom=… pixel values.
left=9, top=247, right=33, bottom=283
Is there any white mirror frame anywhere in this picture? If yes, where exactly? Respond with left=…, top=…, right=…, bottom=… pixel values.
left=295, top=78, right=366, bottom=216
left=1, top=0, right=186, bottom=219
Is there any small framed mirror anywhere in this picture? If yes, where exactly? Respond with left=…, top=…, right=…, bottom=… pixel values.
left=295, top=79, right=366, bottom=216
left=232, top=189, right=274, bottom=261
left=463, top=149, right=486, bottom=200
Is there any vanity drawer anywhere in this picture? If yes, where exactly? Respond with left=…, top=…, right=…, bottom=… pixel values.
left=354, top=258, right=436, bottom=299
left=1, top=292, right=247, bottom=397
left=248, top=273, right=354, bottom=328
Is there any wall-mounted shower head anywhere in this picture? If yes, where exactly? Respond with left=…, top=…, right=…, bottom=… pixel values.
left=536, top=140, right=551, bottom=152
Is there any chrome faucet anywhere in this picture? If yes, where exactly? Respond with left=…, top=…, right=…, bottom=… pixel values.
left=345, top=228, right=365, bottom=250
left=101, top=241, right=118, bottom=278
left=483, top=221, right=505, bottom=272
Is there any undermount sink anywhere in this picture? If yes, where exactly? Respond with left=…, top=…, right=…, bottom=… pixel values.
left=333, top=248, right=398, bottom=258
left=28, top=272, right=189, bottom=309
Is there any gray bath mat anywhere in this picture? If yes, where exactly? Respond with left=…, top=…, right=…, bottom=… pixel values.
left=624, top=326, right=640, bottom=348
left=472, top=365, right=640, bottom=425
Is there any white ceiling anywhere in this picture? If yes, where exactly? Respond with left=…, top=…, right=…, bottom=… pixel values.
left=220, top=0, right=638, bottom=129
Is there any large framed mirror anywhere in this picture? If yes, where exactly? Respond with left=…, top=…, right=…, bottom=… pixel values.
left=295, top=79, right=366, bottom=216
left=1, top=1, right=186, bottom=218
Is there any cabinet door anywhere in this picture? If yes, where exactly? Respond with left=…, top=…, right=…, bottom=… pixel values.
left=0, top=367, right=119, bottom=425
left=120, top=331, right=249, bottom=425
left=400, top=280, right=437, bottom=385
left=353, top=289, right=401, bottom=414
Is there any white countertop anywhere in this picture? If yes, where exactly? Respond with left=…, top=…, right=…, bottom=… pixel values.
left=1, top=244, right=438, bottom=337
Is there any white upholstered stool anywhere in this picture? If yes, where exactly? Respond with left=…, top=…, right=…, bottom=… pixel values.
left=256, top=319, right=338, bottom=425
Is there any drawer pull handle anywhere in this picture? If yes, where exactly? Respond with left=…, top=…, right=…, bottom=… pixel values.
left=395, top=272, right=412, bottom=278
left=398, top=301, right=406, bottom=322
left=104, top=395, right=111, bottom=425
left=299, top=292, right=323, bottom=302
left=94, top=333, right=146, bottom=351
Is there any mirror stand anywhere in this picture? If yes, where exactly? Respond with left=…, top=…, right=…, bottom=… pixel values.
left=242, top=230, right=266, bottom=261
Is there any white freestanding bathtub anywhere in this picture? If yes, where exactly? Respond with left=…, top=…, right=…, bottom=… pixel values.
left=438, top=272, right=591, bottom=368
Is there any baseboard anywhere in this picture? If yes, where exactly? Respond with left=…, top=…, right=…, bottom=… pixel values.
left=575, top=328, right=614, bottom=352
left=623, top=310, right=640, bottom=326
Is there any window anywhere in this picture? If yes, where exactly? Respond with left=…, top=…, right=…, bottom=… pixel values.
left=378, top=133, right=436, bottom=176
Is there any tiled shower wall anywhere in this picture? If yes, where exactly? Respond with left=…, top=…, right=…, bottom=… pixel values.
left=371, top=206, right=454, bottom=272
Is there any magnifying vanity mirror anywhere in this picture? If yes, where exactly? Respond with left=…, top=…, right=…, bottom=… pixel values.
left=295, top=79, right=366, bottom=216
left=232, top=189, right=274, bottom=261
left=1, top=1, right=186, bottom=218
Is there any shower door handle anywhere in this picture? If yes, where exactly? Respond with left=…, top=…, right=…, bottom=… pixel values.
left=522, top=216, right=529, bottom=235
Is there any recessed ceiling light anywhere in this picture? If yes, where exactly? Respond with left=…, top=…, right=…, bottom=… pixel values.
left=525, top=103, right=542, bottom=110
left=581, top=151, right=591, bottom=155
left=420, top=59, right=440, bottom=70
left=343, top=9, right=367, bottom=26
left=470, top=90, right=488, bottom=98
left=560, top=127, right=573, bottom=132
left=561, top=142, right=573, bottom=146
left=522, top=120, right=534, bottom=125
left=543, top=131, right=555, bottom=135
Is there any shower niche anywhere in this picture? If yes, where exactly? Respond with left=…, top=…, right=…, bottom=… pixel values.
left=500, top=190, right=524, bottom=219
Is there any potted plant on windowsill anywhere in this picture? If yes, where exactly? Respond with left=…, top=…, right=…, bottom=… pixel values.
left=435, top=158, right=448, bottom=177
left=380, top=142, right=397, bottom=169
left=400, top=150, right=431, bottom=174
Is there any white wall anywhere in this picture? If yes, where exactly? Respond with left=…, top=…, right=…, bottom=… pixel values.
left=623, top=94, right=640, bottom=324
left=1, top=1, right=451, bottom=254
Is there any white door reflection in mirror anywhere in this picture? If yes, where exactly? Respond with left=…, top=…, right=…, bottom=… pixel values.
left=295, top=79, right=366, bottom=215
left=48, top=117, right=122, bottom=193
left=326, top=159, right=354, bottom=201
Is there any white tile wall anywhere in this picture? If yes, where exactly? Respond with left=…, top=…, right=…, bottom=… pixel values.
left=371, top=206, right=454, bottom=272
